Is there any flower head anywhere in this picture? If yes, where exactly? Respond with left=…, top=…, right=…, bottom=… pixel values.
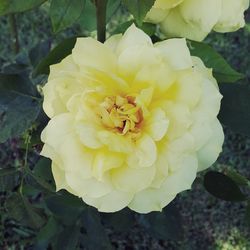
left=146, top=0, right=249, bottom=41
left=41, top=25, right=224, bottom=213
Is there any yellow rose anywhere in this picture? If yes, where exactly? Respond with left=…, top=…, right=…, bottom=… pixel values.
left=146, top=0, right=249, bottom=41
left=41, top=25, right=224, bottom=213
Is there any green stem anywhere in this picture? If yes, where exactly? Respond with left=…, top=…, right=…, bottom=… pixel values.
left=8, top=14, right=19, bottom=54
left=94, top=0, right=108, bottom=43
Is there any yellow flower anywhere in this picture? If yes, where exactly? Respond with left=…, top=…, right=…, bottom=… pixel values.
left=41, top=25, right=224, bottom=213
left=146, top=0, right=249, bottom=41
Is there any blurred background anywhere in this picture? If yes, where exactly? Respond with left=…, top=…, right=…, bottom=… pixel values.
left=0, top=2, right=249, bottom=250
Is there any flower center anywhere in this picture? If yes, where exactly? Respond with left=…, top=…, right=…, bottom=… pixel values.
left=99, top=95, right=143, bottom=135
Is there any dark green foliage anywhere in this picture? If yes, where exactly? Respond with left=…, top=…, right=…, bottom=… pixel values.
left=50, top=0, right=85, bottom=33
left=0, top=73, right=41, bottom=143
left=35, top=217, right=60, bottom=250
left=122, top=0, right=155, bottom=26
left=0, top=2, right=250, bottom=249
left=53, top=223, right=81, bottom=250
left=139, top=204, right=184, bottom=241
left=112, top=20, right=156, bottom=36
left=0, top=92, right=41, bottom=143
left=45, top=191, right=86, bottom=225
left=102, top=208, right=135, bottom=232
left=33, top=37, right=77, bottom=76
left=5, top=192, right=46, bottom=229
left=0, top=0, right=47, bottom=16
left=76, top=0, right=121, bottom=31
left=219, top=83, right=250, bottom=136
left=204, top=171, right=247, bottom=202
left=225, top=169, right=250, bottom=187
left=0, top=167, right=21, bottom=192
left=81, top=208, right=113, bottom=250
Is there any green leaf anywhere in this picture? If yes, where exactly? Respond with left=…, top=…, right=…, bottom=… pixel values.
left=0, top=92, right=41, bottom=143
left=225, top=169, right=250, bottom=187
left=0, top=0, right=47, bottom=16
left=0, top=73, right=37, bottom=96
left=0, top=73, right=41, bottom=143
left=35, top=216, right=61, bottom=250
left=246, top=201, right=250, bottom=227
left=45, top=191, right=86, bottom=225
left=139, top=204, right=184, bottom=241
left=204, top=171, right=247, bottom=202
left=33, top=37, right=77, bottom=76
left=77, top=0, right=121, bottom=31
left=54, top=224, right=81, bottom=250
left=5, top=192, right=46, bottom=229
left=81, top=208, right=113, bottom=250
left=0, top=167, right=20, bottom=177
left=50, top=0, right=85, bottom=33
left=188, top=41, right=244, bottom=83
left=122, top=0, right=155, bottom=26
left=25, top=167, right=55, bottom=193
left=101, top=208, right=135, bottom=232
left=29, top=40, right=51, bottom=67
left=219, top=83, right=250, bottom=136
left=112, top=20, right=156, bottom=36
left=24, top=157, right=55, bottom=193
left=0, top=167, right=21, bottom=192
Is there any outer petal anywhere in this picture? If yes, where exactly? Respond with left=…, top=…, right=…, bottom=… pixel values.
left=160, top=0, right=222, bottom=41
left=129, top=154, right=198, bottom=213
left=197, top=118, right=224, bottom=171
left=111, top=164, right=156, bottom=193
left=116, top=24, right=152, bottom=55
left=51, top=162, right=78, bottom=196
left=41, top=113, right=74, bottom=150
left=214, top=0, right=249, bottom=32
left=72, top=37, right=117, bottom=72
left=104, top=34, right=122, bottom=53
left=65, top=172, right=112, bottom=198
left=118, top=45, right=161, bottom=79
left=145, top=7, right=169, bottom=24
left=155, top=38, right=193, bottom=70
left=134, top=62, right=176, bottom=94
left=175, top=69, right=202, bottom=108
left=82, top=190, right=134, bottom=213
left=48, top=55, right=79, bottom=80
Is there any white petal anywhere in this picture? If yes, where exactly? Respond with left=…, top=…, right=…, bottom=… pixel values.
left=82, top=190, right=134, bottom=213
left=127, top=135, right=157, bottom=168
left=116, top=24, right=152, bottom=55
left=155, top=38, right=193, bottom=70
left=41, top=113, right=74, bottom=150
left=197, top=118, right=224, bottom=171
left=145, top=108, right=169, bottom=141
left=72, top=37, right=117, bottom=72
left=111, top=164, right=156, bottom=193
left=104, top=34, right=122, bottom=53
left=65, top=172, right=112, bottom=198
left=118, top=45, right=161, bottom=79
left=129, top=154, right=198, bottom=213
left=214, top=0, right=249, bottom=32
left=48, top=55, right=79, bottom=80
left=75, top=122, right=102, bottom=149
left=92, top=150, right=124, bottom=180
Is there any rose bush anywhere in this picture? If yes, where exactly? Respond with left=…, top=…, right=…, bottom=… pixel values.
left=41, top=24, right=224, bottom=213
left=146, top=0, right=249, bottom=41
